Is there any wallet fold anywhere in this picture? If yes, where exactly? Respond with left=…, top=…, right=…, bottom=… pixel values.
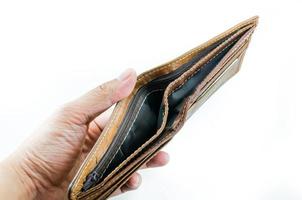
left=68, top=16, right=258, bottom=200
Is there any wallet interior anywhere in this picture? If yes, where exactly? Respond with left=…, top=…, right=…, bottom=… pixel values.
left=81, top=26, right=251, bottom=192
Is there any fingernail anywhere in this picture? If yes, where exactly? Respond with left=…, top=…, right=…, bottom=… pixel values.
left=118, top=68, right=133, bottom=82
left=163, top=153, right=170, bottom=164
left=127, top=174, right=141, bottom=189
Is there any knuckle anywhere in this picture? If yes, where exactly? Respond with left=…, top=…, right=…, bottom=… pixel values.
left=97, top=82, right=112, bottom=95
left=95, top=82, right=116, bottom=104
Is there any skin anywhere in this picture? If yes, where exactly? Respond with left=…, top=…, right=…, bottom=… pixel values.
left=0, top=69, right=169, bottom=200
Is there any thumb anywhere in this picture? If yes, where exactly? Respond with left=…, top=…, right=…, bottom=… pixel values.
left=60, top=68, right=137, bottom=125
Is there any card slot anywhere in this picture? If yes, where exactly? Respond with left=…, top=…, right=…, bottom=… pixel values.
left=160, top=27, right=250, bottom=132
left=99, top=88, right=164, bottom=179
left=98, top=138, right=172, bottom=200
left=79, top=131, right=173, bottom=199
left=165, top=39, right=238, bottom=129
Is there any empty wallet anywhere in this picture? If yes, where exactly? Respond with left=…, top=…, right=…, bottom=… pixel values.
left=68, top=16, right=258, bottom=200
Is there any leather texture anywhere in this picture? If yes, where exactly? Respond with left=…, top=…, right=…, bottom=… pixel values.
left=68, top=16, right=258, bottom=200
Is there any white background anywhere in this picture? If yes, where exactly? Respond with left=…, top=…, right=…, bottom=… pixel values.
left=0, top=1, right=301, bottom=200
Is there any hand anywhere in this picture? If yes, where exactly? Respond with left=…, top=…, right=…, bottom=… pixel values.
left=0, top=69, right=169, bottom=200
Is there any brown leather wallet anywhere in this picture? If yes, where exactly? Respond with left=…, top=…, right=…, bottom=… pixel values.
left=68, top=16, right=258, bottom=200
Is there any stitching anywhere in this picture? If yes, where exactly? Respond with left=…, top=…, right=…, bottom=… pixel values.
left=72, top=20, right=255, bottom=199
left=81, top=28, right=255, bottom=198
left=169, top=39, right=238, bottom=96
left=166, top=25, right=252, bottom=98
left=98, top=89, right=164, bottom=179
left=134, top=21, right=254, bottom=84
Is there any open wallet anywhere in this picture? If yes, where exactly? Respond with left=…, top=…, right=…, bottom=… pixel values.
left=68, top=16, right=258, bottom=200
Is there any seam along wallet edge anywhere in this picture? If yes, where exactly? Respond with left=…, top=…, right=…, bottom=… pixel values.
left=68, top=16, right=258, bottom=200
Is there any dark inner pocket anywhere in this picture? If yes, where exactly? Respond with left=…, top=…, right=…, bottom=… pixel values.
left=82, top=30, right=245, bottom=192
left=164, top=39, right=238, bottom=129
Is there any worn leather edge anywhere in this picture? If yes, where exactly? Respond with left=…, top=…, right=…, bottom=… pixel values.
left=77, top=24, right=253, bottom=199
left=68, top=16, right=258, bottom=200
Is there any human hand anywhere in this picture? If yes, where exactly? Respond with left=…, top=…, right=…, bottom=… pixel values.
left=0, top=69, right=169, bottom=200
